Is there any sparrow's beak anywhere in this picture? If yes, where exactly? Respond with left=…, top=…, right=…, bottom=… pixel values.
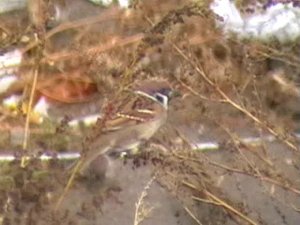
left=169, top=90, right=181, bottom=99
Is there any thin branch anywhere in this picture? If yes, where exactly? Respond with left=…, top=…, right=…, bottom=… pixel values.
left=204, top=190, right=258, bottom=225
left=133, top=175, right=156, bottom=225
left=192, top=196, right=222, bottom=205
left=21, top=66, right=39, bottom=168
left=44, top=33, right=144, bottom=63
left=173, top=150, right=300, bottom=196
left=184, top=206, right=203, bottom=225
left=22, top=8, right=121, bottom=54
left=54, top=159, right=83, bottom=210
left=172, top=43, right=299, bottom=152
left=182, top=180, right=258, bottom=225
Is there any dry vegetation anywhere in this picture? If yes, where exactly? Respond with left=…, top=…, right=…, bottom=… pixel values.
left=0, top=0, right=300, bottom=224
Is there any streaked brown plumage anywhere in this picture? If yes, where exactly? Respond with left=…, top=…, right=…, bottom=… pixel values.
left=78, top=80, right=173, bottom=173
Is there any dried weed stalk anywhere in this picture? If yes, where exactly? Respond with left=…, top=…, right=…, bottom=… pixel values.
left=183, top=205, right=203, bottom=225
left=20, top=65, right=39, bottom=168
left=133, top=175, right=155, bottom=225
left=183, top=181, right=258, bottom=225
left=173, top=43, right=299, bottom=152
left=1, top=0, right=300, bottom=224
left=157, top=157, right=260, bottom=225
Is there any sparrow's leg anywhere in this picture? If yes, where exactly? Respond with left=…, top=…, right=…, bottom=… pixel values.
left=129, top=138, right=150, bottom=155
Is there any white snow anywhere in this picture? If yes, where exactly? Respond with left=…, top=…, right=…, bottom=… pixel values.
left=210, top=0, right=300, bottom=43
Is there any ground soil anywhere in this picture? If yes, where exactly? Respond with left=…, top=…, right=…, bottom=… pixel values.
left=0, top=1, right=300, bottom=225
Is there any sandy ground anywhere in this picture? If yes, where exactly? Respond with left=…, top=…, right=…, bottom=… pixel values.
left=45, top=117, right=300, bottom=225
left=1, top=1, right=300, bottom=224
left=53, top=148, right=300, bottom=225
left=1, top=111, right=300, bottom=225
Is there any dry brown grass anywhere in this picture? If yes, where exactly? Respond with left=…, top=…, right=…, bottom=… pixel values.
left=0, top=0, right=300, bottom=224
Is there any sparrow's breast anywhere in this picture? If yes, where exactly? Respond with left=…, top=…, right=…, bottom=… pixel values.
left=113, top=109, right=167, bottom=150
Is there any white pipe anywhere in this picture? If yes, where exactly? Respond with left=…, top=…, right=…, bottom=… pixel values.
left=0, top=133, right=298, bottom=162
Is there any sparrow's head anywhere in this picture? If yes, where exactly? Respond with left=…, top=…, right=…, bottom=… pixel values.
left=134, top=80, right=173, bottom=109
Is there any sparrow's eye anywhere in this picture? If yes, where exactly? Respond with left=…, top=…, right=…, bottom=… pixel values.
left=154, top=93, right=168, bottom=108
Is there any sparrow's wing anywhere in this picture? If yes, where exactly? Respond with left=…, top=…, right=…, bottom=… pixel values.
left=78, top=91, right=167, bottom=174
left=103, top=94, right=161, bottom=132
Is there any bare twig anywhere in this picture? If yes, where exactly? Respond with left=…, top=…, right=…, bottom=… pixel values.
left=182, top=180, right=258, bottom=225
left=22, top=8, right=121, bottom=54
left=175, top=148, right=300, bottom=196
left=291, top=204, right=300, bottom=213
left=176, top=78, right=226, bottom=102
left=203, top=156, right=300, bottom=196
left=55, top=159, right=83, bottom=210
left=21, top=66, right=39, bottom=168
left=192, top=196, right=222, bottom=205
left=184, top=205, right=203, bottom=225
left=133, top=175, right=156, bottom=225
left=172, top=43, right=299, bottom=152
left=45, top=33, right=144, bottom=62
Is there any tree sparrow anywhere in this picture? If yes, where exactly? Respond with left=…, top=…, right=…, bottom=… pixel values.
left=78, top=80, right=173, bottom=174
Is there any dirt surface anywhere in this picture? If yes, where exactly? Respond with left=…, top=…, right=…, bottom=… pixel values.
left=0, top=0, right=300, bottom=225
